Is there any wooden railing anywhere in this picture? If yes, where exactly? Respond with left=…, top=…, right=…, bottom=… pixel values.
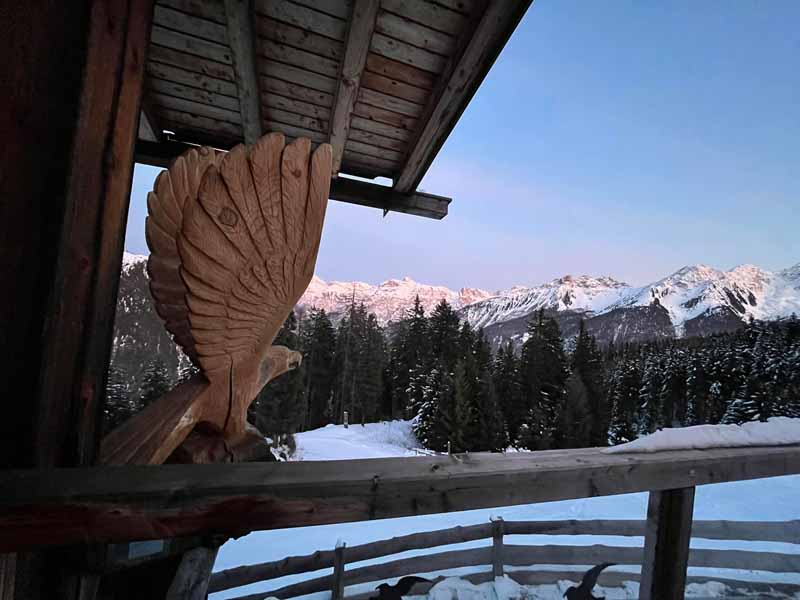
left=209, top=518, right=800, bottom=600
left=3, top=444, right=800, bottom=599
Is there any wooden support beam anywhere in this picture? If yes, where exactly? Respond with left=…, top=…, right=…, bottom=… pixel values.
left=329, top=0, right=380, bottom=174
left=224, top=0, right=263, bottom=143
left=165, top=546, right=219, bottom=600
left=393, top=0, right=531, bottom=193
left=1, top=445, right=798, bottom=552
left=331, top=542, right=346, bottom=600
left=639, top=487, right=696, bottom=600
left=135, top=139, right=452, bottom=218
left=491, top=517, right=504, bottom=578
left=138, top=97, right=162, bottom=143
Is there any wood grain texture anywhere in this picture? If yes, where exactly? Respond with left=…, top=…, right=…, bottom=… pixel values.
left=4, top=445, right=800, bottom=551
left=640, top=487, right=696, bottom=600
left=165, top=546, right=219, bottom=600
left=329, top=0, right=380, bottom=174
left=225, top=0, right=264, bottom=143
left=101, top=133, right=332, bottom=465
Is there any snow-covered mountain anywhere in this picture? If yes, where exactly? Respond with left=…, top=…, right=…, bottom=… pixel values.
left=299, top=275, right=492, bottom=323
left=464, top=263, right=800, bottom=347
left=114, top=254, right=800, bottom=350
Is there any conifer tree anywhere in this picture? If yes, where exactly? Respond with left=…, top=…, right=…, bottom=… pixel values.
left=413, top=359, right=454, bottom=451
left=571, top=321, right=607, bottom=445
left=390, top=296, right=431, bottom=418
left=300, top=308, right=337, bottom=429
left=139, top=357, right=172, bottom=411
left=103, top=363, right=132, bottom=434
left=494, top=342, right=523, bottom=442
left=608, top=357, right=641, bottom=445
left=517, top=310, right=568, bottom=450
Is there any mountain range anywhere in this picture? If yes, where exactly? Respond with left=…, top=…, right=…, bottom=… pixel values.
left=116, top=253, right=800, bottom=356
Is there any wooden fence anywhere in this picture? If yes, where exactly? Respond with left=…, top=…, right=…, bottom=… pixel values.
left=208, top=518, right=800, bottom=599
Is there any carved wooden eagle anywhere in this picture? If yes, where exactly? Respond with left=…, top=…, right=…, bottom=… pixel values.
left=101, top=134, right=332, bottom=465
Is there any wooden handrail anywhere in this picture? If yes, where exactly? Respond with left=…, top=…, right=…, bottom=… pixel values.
left=3, top=444, right=800, bottom=551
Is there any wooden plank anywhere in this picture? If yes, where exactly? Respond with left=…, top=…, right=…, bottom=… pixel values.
left=256, top=16, right=343, bottom=61
left=292, top=0, right=352, bottom=20
left=209, top=522, right=492, bottom=593
left=158, top=108, right=242, bottom=138
left=394, top=0, right=531, bottom=192
left=225, top=0, right=264, bottom=143
left=348, top=127, right=407, bottom=152
left=151, top=25, right=232, bottom=64
left=158, top=0, right=227, bottom=23
left=352, top=101, right=417, bottom=131
left=345, top=139, right=404, bottom=162
left=258, top=38, right=340, bottom=77
left=333, top=172, right=450, bottom=218
left=263, top=120, right=328, bottom=143
left=365, top=53, right=437, bottom=89
left=4, top=446, right=800, bottom=551
left=165, top=546, right=219, bottom=600
left=342, top=149, right=397, bottom=171
left=149, top=43, right=236, bottom=81
left=264, top=92, right=332, bottom=119
left=381, top=0, right=467, bottom=36
left=371, top=33, right=445, bottom=73
left=254, top=0, right=348, bottom=40
left=261, top=77, right=334, bottom=107
left=491, top=518, right=503, bottom=578
left=261, top=60, right=338, bottom=94
left=361, top=70, right=428, bottom=104
left=0, top=554, right=15, bottom=600
left=640, top=487, right=695, bottom=600
left=147, top=60, right=239, bottom=95
left=329, top=0, right=380, bottom=173
left=332, top=542, right=345, bottom=600
left=351, top=114, right=411, bottom=141
left=139, top=100, right=162, bottom=142
left=151, top=92, right=242, bottom=123
left=264, top=106, right=328, bottom=133
left=359, top=87, right=423, bottom=118
left=375, top=10, right=455, bottom=56
left=147, top=77, right=240, bottom=111
left=154, top=5, right=227, bottom=43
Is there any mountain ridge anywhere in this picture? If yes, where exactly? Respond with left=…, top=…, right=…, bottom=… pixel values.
left=119, top=253, right=800, bottom=346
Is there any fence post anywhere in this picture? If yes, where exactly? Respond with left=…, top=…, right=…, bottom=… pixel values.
left=640, top=487, right=695, bottom=600
left=491, top=517, right=504, bottom=578
left=332, top=541, right=346, bottom=600
left=343, top=411, right=349, bottom=429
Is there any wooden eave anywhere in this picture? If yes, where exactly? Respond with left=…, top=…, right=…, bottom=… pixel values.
left=135, top=0, right=531, bottom=218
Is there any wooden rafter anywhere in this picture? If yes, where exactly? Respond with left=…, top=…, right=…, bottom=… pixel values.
left=2, top=444, right=799, bottom=551
left=138, top=96, right=162, bottom=142
left=393, top=0, right=532, bottom=193
left=329, top=0, right=380, bottom=175
left=134, top=140, right=451, bottom=219
left=224, top=0, right=263, bottom=144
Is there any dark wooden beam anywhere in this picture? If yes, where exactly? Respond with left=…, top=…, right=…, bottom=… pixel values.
left=224, top=0, right=263, bottom=144
left=135, top=140, right=451, bottom=218
left=138, top=97, right=162, bottom=143
left=1, top=445, right=798, bottom=552
left=393, top=0, right=531, bottom=193
left=639, top=487, right=696, bottom=600
left=330, top=176, right=450, bottom=219
left=329, top=0, right=380, bottom=174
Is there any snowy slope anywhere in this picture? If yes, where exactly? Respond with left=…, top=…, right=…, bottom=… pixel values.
left=290, top=421, right=421, bottom=460
left=212, top=421, right=800, bottom=600
left=300, top=276, right=492, bottom=324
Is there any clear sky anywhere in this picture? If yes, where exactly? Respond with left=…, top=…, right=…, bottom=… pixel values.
left=126, top=0, right=799, bottom=291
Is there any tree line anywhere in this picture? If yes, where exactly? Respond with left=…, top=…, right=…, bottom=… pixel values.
left=105, top=296, right=800, bottom=452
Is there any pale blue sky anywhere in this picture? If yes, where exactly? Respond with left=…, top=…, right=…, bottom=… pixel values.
left=127, top=0, right=799, bottom=290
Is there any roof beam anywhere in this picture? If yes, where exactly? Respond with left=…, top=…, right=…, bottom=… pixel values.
left=329, top=0, right=380, bottom=175
left=134, top=140, right=451, bottom=219
left=393, top=0, right=531, bottom=193
left=224, top=0, right=263, bottom=144
left=138, top=96, right=162, bottom=142
left=2, top=445, right=800, bottom=551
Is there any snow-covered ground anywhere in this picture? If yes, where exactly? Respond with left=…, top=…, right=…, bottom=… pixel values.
left=212, top=422, right=800, bottom=600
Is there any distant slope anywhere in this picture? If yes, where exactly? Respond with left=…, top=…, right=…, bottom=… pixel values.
left=290, top=421, right=421, bottom=460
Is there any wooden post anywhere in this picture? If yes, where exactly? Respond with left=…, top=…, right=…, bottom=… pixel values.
left=491, top=517, right=504, bottom=578
left=639, top=487, right=696, bottom=600
left=332, top=542, right=346, bottom=600
left=166, top=546, right=219, bottom=600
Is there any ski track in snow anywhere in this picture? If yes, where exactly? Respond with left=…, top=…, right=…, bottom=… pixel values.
left=212, top=421, right=800, bottom=600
